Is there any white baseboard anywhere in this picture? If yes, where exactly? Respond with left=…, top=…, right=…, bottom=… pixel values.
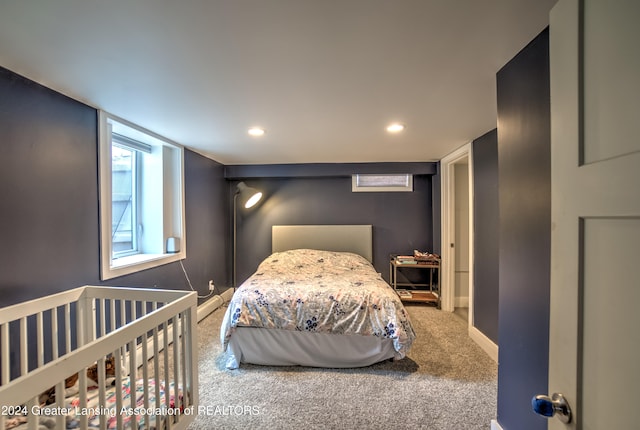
left=469, top=325, right=498, bottom=362
left=197, top=288, right=233, bottom=322
left=454, top=296, right=469, bottom=308
left=133, top=288, right=234, bottom=366
left=491, top=419, right=503, bottom=430
left=197, top=295, right=223, bottom=322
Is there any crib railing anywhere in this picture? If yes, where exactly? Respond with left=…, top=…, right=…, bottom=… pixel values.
left=0, top=286, right=198, bottom=430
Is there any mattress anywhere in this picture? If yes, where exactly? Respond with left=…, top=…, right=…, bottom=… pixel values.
left=221, top=249, right=416, bottom=368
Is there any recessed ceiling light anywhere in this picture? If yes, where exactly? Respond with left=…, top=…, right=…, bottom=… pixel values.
left=386, top=123, right=406, bottom=133
left=248, top=127, right=266, bottom=137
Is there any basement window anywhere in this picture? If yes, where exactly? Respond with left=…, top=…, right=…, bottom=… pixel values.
left=98, top=111, right=186, bottom=280
left=352, top=174, right=413, bottom=192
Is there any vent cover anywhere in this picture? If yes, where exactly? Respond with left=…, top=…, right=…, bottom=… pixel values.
left=352, top=174, right=413, bottom=192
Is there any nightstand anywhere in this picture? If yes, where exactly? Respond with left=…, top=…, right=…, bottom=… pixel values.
left=389, top=256, right=441, bottom=308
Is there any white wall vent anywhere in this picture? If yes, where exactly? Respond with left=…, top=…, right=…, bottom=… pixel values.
left=351, top=174, right=413, bottom=192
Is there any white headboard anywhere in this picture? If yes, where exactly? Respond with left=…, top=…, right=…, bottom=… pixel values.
left=272, top=225, right=373, bottom=263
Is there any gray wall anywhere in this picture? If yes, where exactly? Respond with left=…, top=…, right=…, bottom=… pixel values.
left=496, top=29, right=550, bottom=430
left=472, top=129, right=499, bottom=343
left=0, top=63, right=439, bottom=305
left=230, top=175, right=435, bottom=285
left=0, top=66, right=230, bottom=309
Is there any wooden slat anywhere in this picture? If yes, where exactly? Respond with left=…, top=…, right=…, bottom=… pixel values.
left=78, top=366, right=88, bottom=429
left=187, top=306, right=198, bottom=408
left=141, top=301, right=150, bottom=430
left=110, top=298, right=116, bottom=334
left=26, top=397, right=37, bottom=430
left=36, top=312, right=43, bottom=367
left=172, top=314, right=180, bottom=418
left=20, top=317, right=27, bottom=377
left=77, top=298, right=85, bottom=348
left=99, top=298, right=106, bottom=338
left=128, top=338, right=136, bottom=413
left=1, top=323, right=9, bottom=385
left=152, top=302, right=161, bottom=411
left=180, top=312, right=187, bottom=409
left=97, top=356, right=106, bottom=430
left=54, top=380, right=65, bottom=429
left=163, top=320, right=171, bottom=430
left=114, top=348, right=124, bottom=430
left=120, top=300, right=128, bottom=370
left=65, top=303, right=71, bottom=356
left=51, top=307, right=59, bottom=359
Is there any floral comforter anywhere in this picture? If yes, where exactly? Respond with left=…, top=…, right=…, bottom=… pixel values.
left=221, top=249, right=416, bottom=359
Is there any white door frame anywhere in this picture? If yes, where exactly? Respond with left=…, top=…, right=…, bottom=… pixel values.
left=441, top=142, right=498, bottom=362
left=440, top=142, right=474, bottom=319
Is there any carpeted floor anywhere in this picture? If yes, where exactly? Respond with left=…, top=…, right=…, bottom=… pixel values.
left=187, top=303, right=497, bottom=430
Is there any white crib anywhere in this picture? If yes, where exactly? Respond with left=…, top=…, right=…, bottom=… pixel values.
left=0, top=286, right=198, bottom=430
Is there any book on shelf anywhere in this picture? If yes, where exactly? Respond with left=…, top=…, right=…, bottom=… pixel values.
left=414, top=250, right=441, bottom=264
left=395, top=255, right=416, bottom=262
left=396, top=290, right=412, bottom=298
left=395, top=256, right=417, bottom=264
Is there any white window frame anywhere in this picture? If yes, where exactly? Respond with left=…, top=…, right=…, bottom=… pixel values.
left=351, top=173, right=413, bottom=192
left=111, top=141, right=144, bottom=259
left=98, top=111, right=186, bottom=280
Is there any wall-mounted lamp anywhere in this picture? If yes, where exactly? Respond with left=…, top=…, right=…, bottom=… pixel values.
left=233, top=182, right=263, bottom=289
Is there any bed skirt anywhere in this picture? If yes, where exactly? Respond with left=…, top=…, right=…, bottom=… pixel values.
left=225, top=327, right=396, bottom=369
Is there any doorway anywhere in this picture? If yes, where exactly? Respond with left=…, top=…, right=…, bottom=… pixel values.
left=440, top=143, right=473, bottom=324
left=442, top=143, right=498, bottom=360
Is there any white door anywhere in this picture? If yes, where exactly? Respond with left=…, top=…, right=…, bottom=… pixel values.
left=547, top=0, right=640, bottom=428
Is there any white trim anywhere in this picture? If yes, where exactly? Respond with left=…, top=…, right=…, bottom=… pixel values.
left=198, top=295, right=224, bottom=322
left=442, top=144, right=494, bottom=369
left=196, top=288, right=234, bottom=322
left=454, top=296, right=469, bottom=308
left=197, top=295, right=225, bottom=322
left=469, top=325, right=499, bottom=363
left=99, top=110, right=186, bottom=280
left=491, top=419, right=504, bottom=430
left=467, top=144, right=475, bottom=327
left=440, top=143, right=473, bottom=313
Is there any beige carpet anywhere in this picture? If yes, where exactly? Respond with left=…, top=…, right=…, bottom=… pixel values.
left=188, top=303, right=497, bottom=430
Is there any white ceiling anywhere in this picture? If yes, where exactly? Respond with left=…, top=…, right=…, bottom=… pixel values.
left=0, top=0, right=557, bottom=165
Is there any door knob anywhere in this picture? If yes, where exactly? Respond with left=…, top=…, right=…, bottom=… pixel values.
left=532, top=393, right=572, bottom=423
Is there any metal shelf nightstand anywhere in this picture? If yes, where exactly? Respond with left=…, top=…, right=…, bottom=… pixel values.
left=389, top=256, right=441, bottom=308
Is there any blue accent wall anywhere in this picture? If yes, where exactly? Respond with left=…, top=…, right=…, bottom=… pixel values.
left=230, top=175, right=436, bottom=286
left=1, top=59, right=498, bottom=388
left=0, top=66, right=230, bottom=308
left=0, top=62, right=440, bottom=305
left=496, top=28, right=550, bottom=430
left=472, top=129, right=499, bottom=343
left=0, top=64, right=439, bottom=308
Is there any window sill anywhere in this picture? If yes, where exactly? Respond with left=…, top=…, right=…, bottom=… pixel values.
left=101, top=252, right=185, bottom=280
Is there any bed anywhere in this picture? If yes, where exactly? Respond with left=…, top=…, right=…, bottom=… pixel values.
left=220, top=225, right=416, bottom=369
left=0, top=286, right=197, bottom=430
